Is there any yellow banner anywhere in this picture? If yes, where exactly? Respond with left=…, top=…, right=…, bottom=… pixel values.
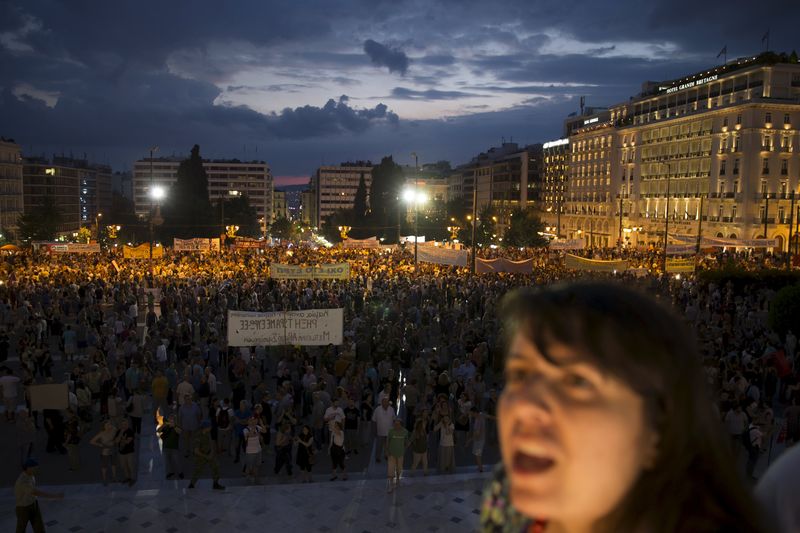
left=665, top=258, right=695, bottom=273
left=123, top=243, right=163, bottom=259
left=564, top=254, right=629, bottom=272
left=270, top=263, right=350, bottom=280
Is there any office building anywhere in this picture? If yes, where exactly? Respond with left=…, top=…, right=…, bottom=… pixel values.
left=23, top=156, right=112, bottom=236
left=311, top=162, right=372, bottom=226
left=541, top=138, right=570, bottom=237
left=0, top=138, right=24, bottom=239
left=273, top=189, right=289, bottom=220
left=133, top=157, right=273, bottom=235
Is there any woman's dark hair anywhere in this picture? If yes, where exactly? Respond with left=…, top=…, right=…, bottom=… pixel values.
left=501, top=281, right=767, bottom=533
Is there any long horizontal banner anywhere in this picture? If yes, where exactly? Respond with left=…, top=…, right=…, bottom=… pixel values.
left=671, top=235, right=778, bottom=248
left=342, top=237, right=381, bottom=249
left=49, top=243, right=100, bottom=254
left=174, top=238, right=220, bottom=252
left=666, top=244, right=697, bottom=255
left=417, top=246, right=468, bottom=267
left=549, top=238, right=585, bottom=251
left=270, top=263, right=350, bottom=280
left=564, top=254, right=629, bottom=272
left=476, top=257, right=533, bottom=274
left=227, top=309, right=343, bottom=346
left=666, top=258, right=696, bottom=273
left=123, top=243, right=163, bottom=259
left=234, top=238, right=264, bottom=250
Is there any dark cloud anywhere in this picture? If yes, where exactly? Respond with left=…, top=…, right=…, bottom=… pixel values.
left=363, top=39, right=409, bottom=75
left=390, top=87, right=486, bottom=100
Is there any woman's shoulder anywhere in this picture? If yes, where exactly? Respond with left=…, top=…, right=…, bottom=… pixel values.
left=479, top=464, right=530, bottom=533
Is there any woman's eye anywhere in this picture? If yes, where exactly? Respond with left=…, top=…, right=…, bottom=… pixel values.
left=563, top=373, right=593, bottom=390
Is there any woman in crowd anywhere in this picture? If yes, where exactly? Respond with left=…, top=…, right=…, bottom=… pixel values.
left=482, top=282, right=768, bottom=533
left=328, top=421, right=347, bottom=481
left=295, top=424, right=315, bottom=483
left=89, top=420, right=119, bottom=486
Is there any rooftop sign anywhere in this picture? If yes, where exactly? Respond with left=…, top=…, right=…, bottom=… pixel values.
left=660, top=74, right=719, bottom=94
left=543, top=138, right=569, bottom=149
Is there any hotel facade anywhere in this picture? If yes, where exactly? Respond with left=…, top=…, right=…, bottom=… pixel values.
left=555, top=53, right=800, bottom=250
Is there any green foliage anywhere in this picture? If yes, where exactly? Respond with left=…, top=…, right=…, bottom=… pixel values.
left=18, top=195, right=62, bottom=242
left=365, top=156, right=404, bottom=242
left=105, top=192, right=143, bottom=243
left=217, top=194, right=261, bottom=238
left=270, top=216, right=296, bottom=240
left=352, top=173, right=368, bottom=220
left=504, top=208, right=548, bottom=248
left=769, top=284, right=800, bottom=337
left=476, top=205, right=496, bottom=246
left=76, top=227, right=92, bottom=243
left=162, top=145, right=215, bottom=238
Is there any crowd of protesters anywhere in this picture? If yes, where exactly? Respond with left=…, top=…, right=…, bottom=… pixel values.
left=0, top=243, right=797, bottom=498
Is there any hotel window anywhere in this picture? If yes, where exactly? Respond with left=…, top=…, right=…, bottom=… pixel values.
left=762, top=158, right=769, bottom=174
left=723, top=117, right=728, bottom=128
left=720, top=160, right=726, bottom=175
left=781, top=160, right=788, bottom=175
left=736, top=114, right=742, bottom=125
left=785, top=114, right=791, bottom=125
left=733, top=159, right=740, bottom=174
left=732, top=205, right=737, bottom=219
left=779, top=206, right=785, bottom=223
left=760, top=206, right=766, bottom=222
left=781, top=182, right=788, bottom=195
left=766, top=112, right=772, bottom=124
left=733, top=180, right=739, bottom=194
left=733, top=136, right=740, bottom=151
left=761, top=180, right=768, bottom=194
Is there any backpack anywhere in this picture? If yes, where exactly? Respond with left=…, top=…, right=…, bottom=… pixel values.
left=217, top=408, right=230, bottom=429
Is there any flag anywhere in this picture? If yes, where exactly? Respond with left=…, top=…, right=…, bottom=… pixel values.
left=762, top=30, right=770, bottom=45
left=716, top=45, right=727, bottom=59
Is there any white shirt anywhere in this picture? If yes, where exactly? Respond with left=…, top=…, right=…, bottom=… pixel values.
left=436, top=422, right=455, bottom=447
left=372, top=405, right=395, bottom=437
left=243, top=426, right=263, bottom=453
left=324, top=406, right=344, bottom=431
left=207, top=373, right=217, bottom=394
left=156, top=344, right=167, bottom=363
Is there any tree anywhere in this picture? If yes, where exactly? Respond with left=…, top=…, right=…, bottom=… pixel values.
left=769, top=284, right=800, bottom=337
left=18, top=195, right=62, bottom=242
left=76, top=227, right=92, bottom=243
left=475, top=205, right=496, bottom=246
left=216, top=194, right=261, bottom=238
left=105, top=192, right=143, bottom=244
left=366, top=156, right=404, bottom=242
left=353, top=173, right=368, bottom=220
left=504, top=208, right=548, bottom=247
left=162, top=145, right=214, bottom=238
left=270, top=217, right=296, bottom=240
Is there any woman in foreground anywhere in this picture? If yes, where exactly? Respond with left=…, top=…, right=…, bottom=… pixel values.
left=481, top=282, right=768, bottom=533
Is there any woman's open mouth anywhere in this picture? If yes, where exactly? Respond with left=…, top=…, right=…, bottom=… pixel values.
left=512, top=451, right=556, bottom=475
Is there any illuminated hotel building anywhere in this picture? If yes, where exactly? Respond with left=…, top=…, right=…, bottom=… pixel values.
left=541, top=138, right=569, bottom=237
left=563, top=53, right=800, bottom=250
left=562, top=109, right=619, bottom=247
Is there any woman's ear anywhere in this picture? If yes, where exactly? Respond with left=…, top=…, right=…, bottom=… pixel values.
left=641, top=427, right=660, bottom=470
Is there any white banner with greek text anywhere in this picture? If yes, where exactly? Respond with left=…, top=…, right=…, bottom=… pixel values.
left=227, top=309, right=343, bottom=346
left=417, top=246, right=468, bottom=267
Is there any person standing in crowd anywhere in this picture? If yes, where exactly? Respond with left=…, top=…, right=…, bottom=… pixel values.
left=116, top=418, right=136, bottom=486
left=178, top=394, right=201, bottom=458
left=295, top=425, right=315, bottom=483
left=187, top=420, right=224, bottom=490
left=273, top=421, right=293, bottom=477
left=232, top=400, right=251, bottom=463
left=1, top=366, right=20, bottom=421
left=215, top=398, right=234, bottom=456
left=481, top=282, right=768, bottom=533
left=467, top=406, right=486, bottom=473
left=150, top=370, right=169, bottom=421
left=386, top=418, right=409, bottom=493
left=372, top=397, right=394, bottom=463
left=63, top=409, right=81, bottom=471
left=409, top=418, right=430, bottom=476
left=14, top=459, right=63, bottom=533
left=328, top=421, right=347, bottom=481
left=157, top=414, right=183, bottom=480
left=90, top=421, right=118, bottom=485
left=243, top=416, right=265, bottom=484
left=16, top=409, right=36, bottom=468
left=343, top=397, right=360, bottom=455
left=435, top=414, right=455, bottom=474
left=126, top=388, right=145, bottom=435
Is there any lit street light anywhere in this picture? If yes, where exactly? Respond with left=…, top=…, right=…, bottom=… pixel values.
left=149, top=184, right=165, bottom=261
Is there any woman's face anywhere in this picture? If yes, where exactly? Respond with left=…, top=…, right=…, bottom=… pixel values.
left=499, top=333, right=657, bottom=529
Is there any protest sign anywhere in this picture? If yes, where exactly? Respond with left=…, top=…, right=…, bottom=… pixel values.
left=227, top=309, right=343, bottom=346
left=269, top=263, right=350, bottom=280
left=475, top=257, right=533, bottom=273
left=666, top=258, right=696, bottom=273
left=548, top=239, right=585, bottom=251
left=123, top=243, right=162, bottom=259
left=417, top=246, right=468, bottom=267
left=564, top=254, right=629, bottom=272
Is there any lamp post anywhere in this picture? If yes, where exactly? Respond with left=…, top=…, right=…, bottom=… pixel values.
left=402, top=188, right=427, bottom=271
left=149, top=185, right=165, bottom=261
left=148, top=146, right=159, bottom=259
left=95, top=212, right=102, bottom=242
left=411, top=152, right=419, bottom=269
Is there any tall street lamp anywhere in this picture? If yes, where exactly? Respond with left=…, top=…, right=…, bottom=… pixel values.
left=402, top=188, right=427, bottom=271
left=150, top=185, right=165, bottom=261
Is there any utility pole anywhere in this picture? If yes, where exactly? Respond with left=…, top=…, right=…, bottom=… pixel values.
left=470, top=175, right=478, bottom=274
left=696, top=194, right=705, bottom=254
left=663, top=167, right=672, bottom=273
left=148, top=146, right=158, bottom=262
left=787, top=191, right=795, bottom=270
left=412, top=152, right=419, bottom=272
left=763, top=193, right=769, bottom=242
